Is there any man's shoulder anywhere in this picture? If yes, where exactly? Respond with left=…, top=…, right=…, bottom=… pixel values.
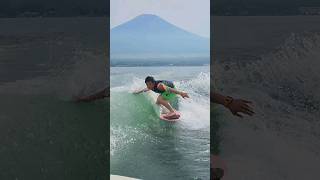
left=157, top=83, right=166, bottom=90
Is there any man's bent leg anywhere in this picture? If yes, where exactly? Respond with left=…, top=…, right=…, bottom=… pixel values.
left=156, top=95, right=175, bottom=113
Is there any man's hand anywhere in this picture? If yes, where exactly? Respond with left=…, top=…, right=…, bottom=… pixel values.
left=133, top=88, right=149, bottom=94
left=133, top=90, right=140, bottom=94
left=227, top=99, right=254, bottom=118
left=179, top=92, right=189, bottom=99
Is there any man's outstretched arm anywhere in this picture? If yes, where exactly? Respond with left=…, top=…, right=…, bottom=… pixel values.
left=158, top=83, right=189, bottom=98
left=75, top=88, right=109, bottom=102
left=211, top=92, right=254, bottom=118
left=133, top=88, right=149, bottom=94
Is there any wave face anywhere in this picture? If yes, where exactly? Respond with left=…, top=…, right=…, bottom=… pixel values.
left=110, top=66, right=210, bottom=179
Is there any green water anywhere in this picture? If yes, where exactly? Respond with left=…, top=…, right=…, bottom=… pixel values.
left=110, top=66, right=210, bottom=179
left=0, top=94, right=108, bottom=179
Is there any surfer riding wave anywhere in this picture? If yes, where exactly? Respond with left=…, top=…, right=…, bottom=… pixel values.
left=133, top=76, right=189, bottom=119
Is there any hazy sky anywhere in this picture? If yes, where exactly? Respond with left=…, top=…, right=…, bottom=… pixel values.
left=110, top=0, right=210, bottom=38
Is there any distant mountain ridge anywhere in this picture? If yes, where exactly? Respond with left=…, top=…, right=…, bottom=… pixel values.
left=110, top=14, right=209, bottom=58
left=0, top=0, right=107, bottom=17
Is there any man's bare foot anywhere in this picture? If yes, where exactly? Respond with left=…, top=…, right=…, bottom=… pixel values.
left=164, top=111, right=180, bottom=119
left=167, top=110, right=178, bottom=116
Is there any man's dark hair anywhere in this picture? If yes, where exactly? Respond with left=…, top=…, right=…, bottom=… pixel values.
left=145, top=76, right=155, bottom=83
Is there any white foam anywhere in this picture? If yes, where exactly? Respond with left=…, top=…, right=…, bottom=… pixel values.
left=213, top=31, right=320, bottom=179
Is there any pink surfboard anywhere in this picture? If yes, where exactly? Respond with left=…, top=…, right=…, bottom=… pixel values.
left=160, top=111, right=181, bottom=122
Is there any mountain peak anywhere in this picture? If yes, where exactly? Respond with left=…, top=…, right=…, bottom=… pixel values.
left=112, top=13, right=177, bottom=33
left=130, top=13, right=165, bottom=23
left=111, top=13, right=209, bottom=57
left=137, top=13, right=158, bottom=18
